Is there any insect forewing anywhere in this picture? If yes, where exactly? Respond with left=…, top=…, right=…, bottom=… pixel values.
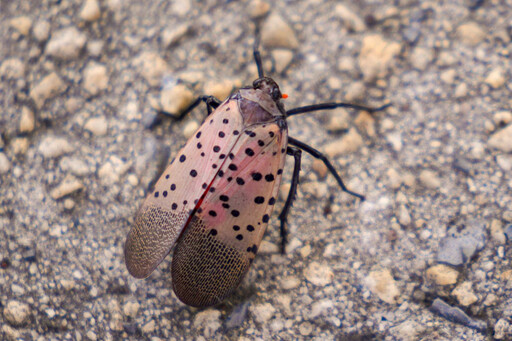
left=171, top=123, right=288, bottom=307
left=125, top=99, right=243, bottom=278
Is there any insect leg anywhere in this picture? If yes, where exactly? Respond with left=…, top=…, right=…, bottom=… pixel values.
left=158, top=95, right=222, bottom=120
left=278, top=146, right=302, bottom=254
left=288, top=136, right=365, bottom=201
left=286, top=102, right=390, bottom=117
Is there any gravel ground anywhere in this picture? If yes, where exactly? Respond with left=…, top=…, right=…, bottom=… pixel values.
left=1, top=0, right=512, bottom=340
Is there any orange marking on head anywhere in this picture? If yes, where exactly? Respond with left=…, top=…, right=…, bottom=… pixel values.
left=281, top=93, right=288, bottom=99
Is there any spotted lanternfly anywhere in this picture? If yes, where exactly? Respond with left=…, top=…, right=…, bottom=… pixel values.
left=125, top=42, right=389, bottom=308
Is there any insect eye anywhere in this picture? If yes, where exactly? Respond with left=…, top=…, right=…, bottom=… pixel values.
left=271, top=87, right=281, bottom=101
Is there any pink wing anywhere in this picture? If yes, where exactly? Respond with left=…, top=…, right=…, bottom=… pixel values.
left=125, top=99, right=243, bottom=278
left=171, top=122, right=288, bottom=307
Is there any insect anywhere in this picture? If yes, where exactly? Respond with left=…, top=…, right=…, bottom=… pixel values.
left=124, top=42, right=389, bottom=308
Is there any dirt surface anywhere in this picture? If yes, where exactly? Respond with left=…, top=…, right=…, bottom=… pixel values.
left=1, top=0, right=512, bottom=340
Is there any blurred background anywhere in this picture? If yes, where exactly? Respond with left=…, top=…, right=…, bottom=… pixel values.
left=1, top=0, right=511, bottom=340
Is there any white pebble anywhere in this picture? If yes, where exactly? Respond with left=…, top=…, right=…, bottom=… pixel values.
left=84, top=116, right=108, bottom=136
left=160, top=84, right=194, bottom=116
left=46, top=27, right=87, bottom=60
left=0, top=58, right=25, bottom=79
left=261, top=13, right=299, bottom=49
left=33, top=20, right=51, bottom=42
left=83, top=62, right=109, bottom=95
left=3, top=300, right=30, bottom=326
left=19, top=106, right=35, bottom=133
left=0, top=152, right=11, bottom=174
left=80, top=0, right=101, bottom=22
left=488, top=124, right=512, bottom=152
left=303, top=261, right=333, bottom=286
left=38, top=136, right=74, bottom=158
left=9, top=16, right=32, bottom=36
left=29, top=72, right=67, bottom=109
left=250, top=303, right=276, bottom=324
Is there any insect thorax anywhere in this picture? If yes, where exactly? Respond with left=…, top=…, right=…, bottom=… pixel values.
left=236, top=77, right=286, bottom=127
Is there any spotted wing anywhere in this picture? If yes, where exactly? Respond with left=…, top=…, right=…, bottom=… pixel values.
left=125, top=99, right=243, bottom=278
left=171, top=122, right=288, bottom=307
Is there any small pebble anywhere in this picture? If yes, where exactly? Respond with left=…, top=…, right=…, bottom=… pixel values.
left=250, top=303, right=276, bottom=324
left=397, top=204, right=412, bottom=226
left=9, top=16, right=32, bottom=36
left=304, top=261, right=333, bottom=286
left=29, top=72, right=67, bottom=109
left=309, top=299, right=334, bottom=319
left=358, top=34, right=401, bottom=81
left=419, top=169, right=441, bottom=189
left=33, top=20, right=51, bottom=42
left=386, top=132, right=403, bottom=152
left=325, top=108, right=349, bottom=132
left=440, top=68, right=456, bottom=84
left=50, top=178, right=84, bottom=199
left=410, top=47, right=434, bottom=70
left=86, top=330, right=98, bottom=341
left=335, top=4, right=366, bottom=32
left=494, top=318, right=512, bottom=340
left=426, top=264, right=459, bottom=285
left=271, top=49, right=294, bottom=74
left=0, top=58, right=25, bottom=79
left=299, top=322, right=313, bottom=336
left=59, top=156, right=93, bottom=176
left=160, top=84, right=194, bottom=116
left=260, top=13, right=299, bottom=49
left=19, top=106, right=35, bottom=133
left=193, top=309, right=221, bottom=337
left=364, top=268, right=400, bottom=304
left=38, top=136, right=74, bottom=158
left=490, top=219, right=506, bottom=245
left=2, top=325, right=20, bottom=339
left=488, top=124, right=512, bottom=152
left=80, top=0, right=101, bottom=22
left=3, top=300, right=30, bottom=326
left=63, top=198, right=76, bottom=210
left=437, top=222, right=486, bottom=266
left=12, top=137, right=29, bottom=155
left=46, top=27, right=87, bottom=60
left=248, top=0, right=270, bottom=19
left=0, top=153, right=11, bottom=174
left=454, top=82, right=468, bottom=98
left=98, top=157, right=130, bottom=185
left=134, top=51, right=170, bottom=87
left=485, top=67, right=506, bottom=89
left=203, top=79, right=236, bottom=101
left=258, top=240, right=279, bottom=254
left=87, top=40, right=104, bottom=57
left=172, top=0, right=191, bottom=16
left=323, top=128, right=363, bottom=157
left=123, top=301, right=140, bottom=318
left=494, top=111, right=512, bottom=125
left=84, top=116, right=108, bottom=136
left=456, top=21, right=486, bottom=46
left=345, top=81, right=366, bottom=102
left=311, top=159, right=327, bottom=179
left=83, top=62, right=109, bottom=95
left=183, top=120, right=200, bottom=139
left=280, top=276, right=301, bottom=290
left=161, top=24, right=190, bottom=48
left=451, top=281, right=478, bottom=306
